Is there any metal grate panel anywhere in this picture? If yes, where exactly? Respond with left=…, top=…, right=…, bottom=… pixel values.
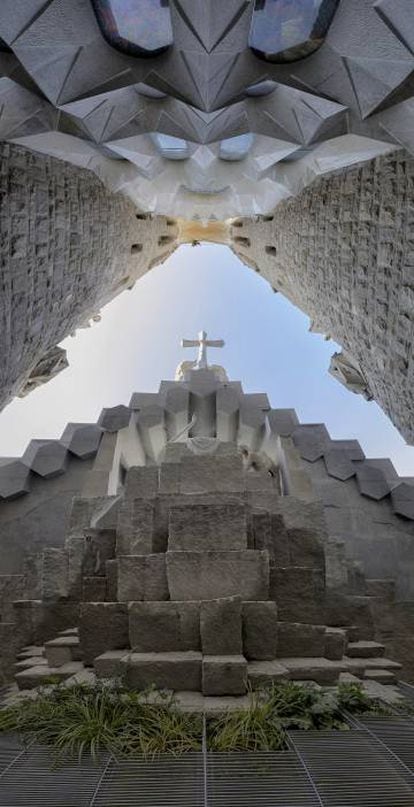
left=92, top=754, right=205, bottom=807
left=357, top=715, right=414, bottom=780
left=290, top=729, right=414, bottom=806
left=207, top=750, right=321, bottom=806
left=0, top=745, right=109, bottom=807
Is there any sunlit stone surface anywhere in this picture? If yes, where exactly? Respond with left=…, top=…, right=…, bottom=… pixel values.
left=249, top=0, right=340, bottom=63
left=91, top=0, right=173, bottom=57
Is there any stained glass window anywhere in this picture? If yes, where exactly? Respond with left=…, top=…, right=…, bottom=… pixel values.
left=249, top=0, right=340, bottom=63
left=91, top=0, right=173, bottom=57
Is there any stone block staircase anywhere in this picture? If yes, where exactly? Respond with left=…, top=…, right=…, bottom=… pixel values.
left=9, top=457, right=404, bottom=707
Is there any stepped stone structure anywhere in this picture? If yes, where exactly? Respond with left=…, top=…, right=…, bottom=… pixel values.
left=0, top=143, right=178, bottom=410
left=231, top=149, right=414, bottom=444
left=1, top=344, right=414, bottom=704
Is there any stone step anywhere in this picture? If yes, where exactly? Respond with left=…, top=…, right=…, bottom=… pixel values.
left=94, top=650, right=130, bottom=678
left=338, top=672, right=361, bottom=684
left=362, top=680, right=405, bottom=704
left=347, top=641, right=385, bottom=658
left=123, top=652, right=202, bottom=692
left=277, top=622, right=326, bottom=658
left=59, top=627, right=78, bottom=637
left=202, top=655, right=247, bottom=696
left=14, top=656, right=48, bottom=673
left=16, top=646, right=44, bottom=660
left=364, top=669, right=397, bottom=685
left=325, top=628, right=347, bottom=660
left=247, top=660, right=289, bottom=689
left=44, top=635, right=82, bottom=667
left=279, top=657, right=343, bottom=685
left=341, top=655, right=401, bottom=679
left=15, top=662, right=84, bottom=690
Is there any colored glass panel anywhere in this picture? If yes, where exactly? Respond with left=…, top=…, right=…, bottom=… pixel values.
left=91, top=0, right=173, bottom=57
left=249, top=0, right=340, bottom=63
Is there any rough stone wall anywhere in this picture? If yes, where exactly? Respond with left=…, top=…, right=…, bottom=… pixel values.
left=231, top=151, right=414, bottom=444
left=0, top=143, right=178, bottom=409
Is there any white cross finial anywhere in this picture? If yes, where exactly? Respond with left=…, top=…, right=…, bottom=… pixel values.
left=181, top=330, right=225, bottom=369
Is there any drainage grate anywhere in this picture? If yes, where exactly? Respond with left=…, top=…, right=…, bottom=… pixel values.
left=207, top=750, right=321, bottom=806
left=0, top=741, right=109, bottom=807
left=356, top=715, right=414, bottom=781
left=92, top=754, right=205, bottom=807
left=290, top=729, right=414, bottom=806
left=1, top=728, right=414, bottom=806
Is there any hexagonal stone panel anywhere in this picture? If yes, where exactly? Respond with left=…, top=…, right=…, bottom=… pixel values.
left=292, top=424, right=331, bottom=462
left=61, top=423, right=102, bottom=459
left=268, top=408, right=299, bottom=437
left=391, top=482, right=414, bottom=520
left=0, top=458, right=31, bottom=499
left=356, top=463, right=390, bottom=501
left=98, top=405, right=131, bottom=432
left=323, top=449, right=355, bottom=481
left=23, top=440, right=68, bottom=478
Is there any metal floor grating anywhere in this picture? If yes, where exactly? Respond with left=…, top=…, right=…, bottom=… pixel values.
left=290, top=729, right=414, bottom=806
left=1, top=721, right=414, bottom=806
left=206, top=751, right=321, bottom=806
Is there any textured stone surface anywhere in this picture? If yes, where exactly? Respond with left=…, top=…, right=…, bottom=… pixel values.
left=123, top=652, right=202, bottom=691
left=82, top=529, right=115, bottom=577
left=94, top=650, right=129, bottom=678
left=117, top=555, right=168, bottom=602
left=117, top=500, right=154, bottom=555
left=129, top=601, right=200, bottom=652
left=200, top=597, right=242, bottom=656
left=242, top=601, right=278, bottom=660
left=231, top=153, right=414, bottom=444
left=277, top=622, right=326, bottom=658
left=168, top=503, right=247, bottom=551
left=166, top=550, right=269, bottom=601
left=79, top=603, right=128, bottom=665
left=202, top=656, right=247, bottom=696
left=0, top=143, right=177, bottom=411
left=281, top=657, right=342, bottom=684
left=247, top=660, right=289, bottom=689
left=82, top=576, right=107, bottom=602
left=270, top=566, right=325, bottom=623
left=42, top=548, right=68, bottom=600
left=44, top=636, right=81, bottom=667
left=325, top=628, right=347, bottom=661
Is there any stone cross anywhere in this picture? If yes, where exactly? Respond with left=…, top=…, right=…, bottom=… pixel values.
left=181, top=330, right=225, bottom=369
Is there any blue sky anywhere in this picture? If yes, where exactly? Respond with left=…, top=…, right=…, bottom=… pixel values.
left=1, top=243, right=414, bottom=475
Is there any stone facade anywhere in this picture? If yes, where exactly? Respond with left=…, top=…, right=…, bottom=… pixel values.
left=0, top=143, right=178, bottom=409
left=1, top=364, right=414, bottom=692
left=231, top=151, right=414, bottom=444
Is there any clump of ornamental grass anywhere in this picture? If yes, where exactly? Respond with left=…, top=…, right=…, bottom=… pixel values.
left=0, top=679, right=398, bottom=762
left=0, top=681, right=202, bottom=761
left=207, top=689, right=286, bottom=752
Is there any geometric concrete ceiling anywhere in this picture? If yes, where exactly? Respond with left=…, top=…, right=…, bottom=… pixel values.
left=0, top=0, right=413, bottom=218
